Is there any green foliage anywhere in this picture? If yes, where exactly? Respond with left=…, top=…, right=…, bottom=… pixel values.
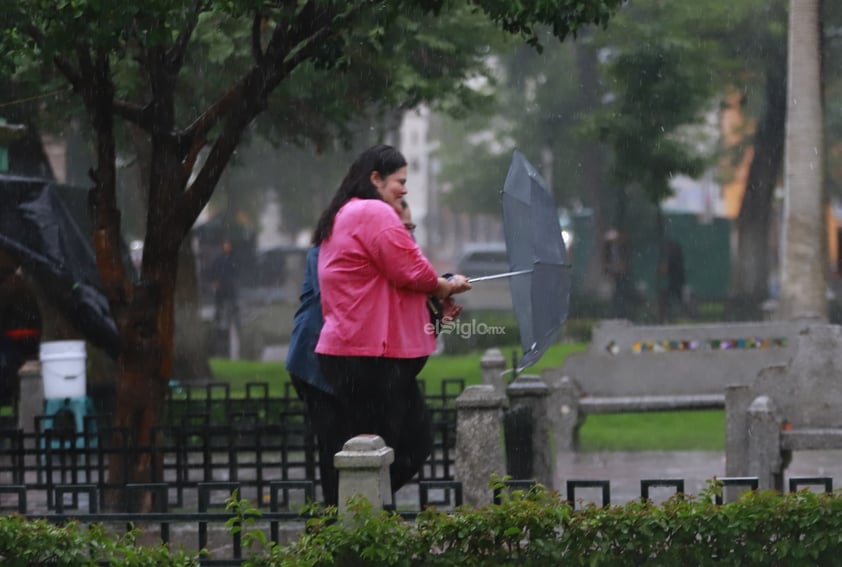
left=0, top=514, right=201, bottom=566
left=8, top=484, right=842, bottom=565
left=587, top=35, right=715, bottom=202
left=226, top=489, right=271, bottom=554
left=243, top=483, right=842, bottom=566
left=438, top=33, right=588, bottom=215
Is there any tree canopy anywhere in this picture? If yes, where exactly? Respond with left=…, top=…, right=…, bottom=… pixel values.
left=0, top=0, right=624, bottom=505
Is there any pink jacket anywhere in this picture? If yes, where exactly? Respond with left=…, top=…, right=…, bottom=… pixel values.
left=316, top=198, right=439, bottom=358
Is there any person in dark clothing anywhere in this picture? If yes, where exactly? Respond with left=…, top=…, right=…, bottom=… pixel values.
left=285, top=245, right=343, bottom=507
left=665, top=240, right=685, bottom=303
left=659, top=239, right=686, bottom=322
left=208, top=239, right=239, bottom=327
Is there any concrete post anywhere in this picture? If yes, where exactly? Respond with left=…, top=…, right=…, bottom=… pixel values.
left=455, top=385, right=505, bottom=507
left=747, top=395, right=783, bottom=491
left=17, top=360, right=43, bottom=434
left=480, top=348, right=507, bottom=395
left=506, top=374, right=554, bottom=490
left=543, top=368, right=582, bottom=452
left=334, top=435, right=394, bottom=514
left=725, top=384, right=752, bottom=477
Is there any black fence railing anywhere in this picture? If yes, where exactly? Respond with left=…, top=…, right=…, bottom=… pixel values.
left=5, top=475, right=835, bottom=565
left=0, top=378, right=465, bottom=513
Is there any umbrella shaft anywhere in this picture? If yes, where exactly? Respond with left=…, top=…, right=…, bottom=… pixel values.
left=469, top=269, right=533, bottom=282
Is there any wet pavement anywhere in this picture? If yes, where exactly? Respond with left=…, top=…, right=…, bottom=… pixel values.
left=556, top=449, right=842, bottom=506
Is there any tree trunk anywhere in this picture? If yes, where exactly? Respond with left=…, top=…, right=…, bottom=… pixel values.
left=574, top=39, right=611, bottom=299
left=779, top=0, right=827, bottom=320
left=732, top=55, right=786, bottom=319
left=173, top=239, right=213, bottom=382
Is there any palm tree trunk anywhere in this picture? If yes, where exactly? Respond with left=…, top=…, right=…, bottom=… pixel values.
left=779, top=0, right=827, bottom=320
left=732, top=56, right=786, bottom=319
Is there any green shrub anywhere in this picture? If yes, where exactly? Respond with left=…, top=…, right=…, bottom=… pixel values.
left=8, top=481, right=842, bottom=565
left=250, top=480, right=842, bottom=567
left=0, top=515, right=202, bottom=566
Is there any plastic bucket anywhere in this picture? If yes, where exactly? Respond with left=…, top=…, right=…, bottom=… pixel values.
left=39, top=340, right=87, bottom=399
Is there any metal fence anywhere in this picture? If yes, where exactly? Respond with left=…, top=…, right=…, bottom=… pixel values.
left=0, top=378, right=465, bottom=513
left=2, top=475, right=834, bottom=565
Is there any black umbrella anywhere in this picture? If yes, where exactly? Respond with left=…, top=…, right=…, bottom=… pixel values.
left=0, top=175, right=122, bottom=357
left=471, top=150, right=571, bottom=371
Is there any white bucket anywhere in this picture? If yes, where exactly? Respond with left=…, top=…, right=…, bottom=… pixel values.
left=39, top=340, right=87, bottom=399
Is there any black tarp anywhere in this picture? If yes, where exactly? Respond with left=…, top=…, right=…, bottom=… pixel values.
left=0, top=175, right=121, bottom=357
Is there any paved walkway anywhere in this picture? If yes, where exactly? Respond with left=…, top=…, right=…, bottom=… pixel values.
left=556, top=449, right=842, bottom=506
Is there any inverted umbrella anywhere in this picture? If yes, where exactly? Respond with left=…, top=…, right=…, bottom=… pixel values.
left=0, top=175, right=121, bottom=357
left=471, top=150, right=571, bottom=371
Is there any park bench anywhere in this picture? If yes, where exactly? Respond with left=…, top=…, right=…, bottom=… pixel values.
left=554, top=318, right=811, bottom=450
left=725, top=323, right=842, bottom=490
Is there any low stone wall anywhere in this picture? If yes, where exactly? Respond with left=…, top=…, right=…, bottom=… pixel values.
left=726, top=324, right=842, bottom=490
left=560, top=319, right=808, bottom=398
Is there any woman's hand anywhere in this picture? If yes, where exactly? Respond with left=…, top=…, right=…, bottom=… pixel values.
left=435, top=274, right=472, bottom=299
left=441, top=297, right=462, bottom=322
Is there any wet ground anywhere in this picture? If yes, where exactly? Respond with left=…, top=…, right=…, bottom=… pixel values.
left=10, top=448, right=842, bottom=561
left=556, top=449, right=842, bottom=506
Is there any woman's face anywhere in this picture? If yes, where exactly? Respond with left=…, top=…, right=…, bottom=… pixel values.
left=372, top=166, right=408, bottom=212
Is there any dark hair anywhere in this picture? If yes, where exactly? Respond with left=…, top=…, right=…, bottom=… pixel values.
left=312, top=144, right=407, bottom=245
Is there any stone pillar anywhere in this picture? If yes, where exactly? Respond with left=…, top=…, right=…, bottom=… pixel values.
left=747, top=395, right=783, bottom=491
left=725, top=384, right=752, bottom=477
left=455, top=385, right=505, bottom=507
left=480, top=348, right=507, bottom=395
left=334, top=435, right=394, bottom=514
left=545, top=370, right=582, bottom=452
left=17, top=360, right=43, bottom=433
left=506, top=374, right=554, bottom=490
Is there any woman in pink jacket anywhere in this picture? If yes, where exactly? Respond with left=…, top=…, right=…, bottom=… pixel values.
left=313, top=144, right=471, bottom=500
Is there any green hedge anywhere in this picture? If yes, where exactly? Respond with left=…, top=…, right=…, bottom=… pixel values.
left=256, top=481, right=842, bottom=567
left=7, top=482, right=842, bottom=566
left=0, top=514, right=202, bottom=566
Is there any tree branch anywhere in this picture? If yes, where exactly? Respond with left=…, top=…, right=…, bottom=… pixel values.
left=251, top=12, right=264, bottom=64
left=52, top=55, right=84, bottom=92
left=166, top=0, right=206, bottom=73
left=177, top=80, right=245, bottom=155
left=261, top=1, right=369, bottom=93
left=112, top=99, right=152, bottom=128
left=172, top=2, right=368, bottom=236
left=179, top=1, right=347, bottom=146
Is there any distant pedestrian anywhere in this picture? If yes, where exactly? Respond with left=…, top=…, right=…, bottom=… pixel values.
left=659, top=239, right=685, bottom=322
left=604, top=229, right=635, bottom=318
left=208, top=239, right=239, bottom=328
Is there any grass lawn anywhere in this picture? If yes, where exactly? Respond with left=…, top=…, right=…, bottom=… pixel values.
left=209, top=341, right=725, bottom=452
left=208, top=358, right=288, bottom=394
left=579, top=410, right=724, bottom=451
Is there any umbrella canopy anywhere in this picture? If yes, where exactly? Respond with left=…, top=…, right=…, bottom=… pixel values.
left=501, top=150, right=571, bottom=371
left=0, top=175, right=122, bottom=357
